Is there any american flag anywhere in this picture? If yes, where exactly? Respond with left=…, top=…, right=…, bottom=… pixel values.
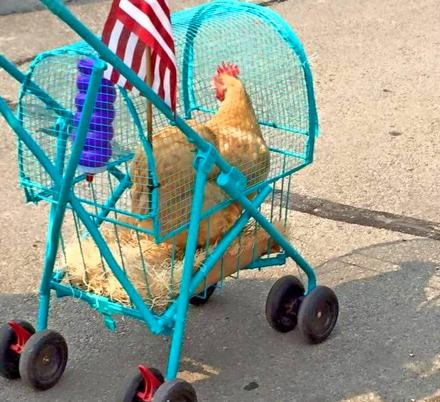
left=102, top=0, right=177, bottom=111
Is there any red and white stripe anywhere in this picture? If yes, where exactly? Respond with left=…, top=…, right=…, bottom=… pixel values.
left=102, top=0, right=177, bottom=111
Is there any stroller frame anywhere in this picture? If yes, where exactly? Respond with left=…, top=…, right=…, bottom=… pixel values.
left=0, top=1, right=337, bottom=399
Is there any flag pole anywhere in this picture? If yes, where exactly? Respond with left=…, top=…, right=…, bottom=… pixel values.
left=146, top=47, right=155, bottom=214
left=146, top=47, right=153, bottom=144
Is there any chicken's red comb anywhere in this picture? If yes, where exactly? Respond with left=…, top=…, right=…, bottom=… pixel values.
left=215, top=62, right=240, bottom=77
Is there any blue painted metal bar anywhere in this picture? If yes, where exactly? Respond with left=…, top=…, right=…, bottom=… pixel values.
left=74, top=195, right=153, bottom=220
left=94, top=174, right=131, bottom=226
left=51, top=281, right=156, bottom=324
left=76, top=210, right=154, bottom=236
left=54, top=118, right=69, bottom=176
left=245, top=255, right=286, bottom=269
left=165, top=151, right=212, bottom=380
left=193, top=105, right=310, bottom=136
left=267, top=147, right=306, bottom=161
left=161, top=185, right=272, bottom=324
left=108, top=165, right=128, bottom=182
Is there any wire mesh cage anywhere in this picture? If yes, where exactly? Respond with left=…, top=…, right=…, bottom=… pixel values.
left=57, top=176, right=294, bottom=313
left=17, top=1, right=316, bottom=245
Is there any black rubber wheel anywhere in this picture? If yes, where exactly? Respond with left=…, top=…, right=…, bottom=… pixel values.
left=153, top=379, right=197, bottom=402
left=298, top=286, right=339, bottom=344
left=0, top=320, right=35, bottom=379
left=189, top=284, right=216, bottom=306
left=116, top=367, right=164, bottom=402
left=265, top=275, right=305, bottom=333
left=19, top=330, right=68, bottom=390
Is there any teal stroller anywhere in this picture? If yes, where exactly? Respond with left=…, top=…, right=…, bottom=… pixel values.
left=0, top=1, right=339, bottom=400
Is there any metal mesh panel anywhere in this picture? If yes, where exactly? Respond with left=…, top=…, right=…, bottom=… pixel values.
left=17, top=3, right=313, bottom=241
left=57, top=174, right=295, bottom=313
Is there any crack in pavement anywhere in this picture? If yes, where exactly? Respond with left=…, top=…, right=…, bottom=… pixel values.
left=274, top=190, right=440, bottom=240
left=14, top=55, right=35, bottom=67
left=257, top=0, right=289, bottom=7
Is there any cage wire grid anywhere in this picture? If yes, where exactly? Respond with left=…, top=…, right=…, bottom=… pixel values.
left=57, top=173, right=296, bottom=311
left=17, top=6, right=311, bottom=241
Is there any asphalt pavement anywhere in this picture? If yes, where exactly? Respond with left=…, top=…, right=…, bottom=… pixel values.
left=0, top=0, right=439, bottom=401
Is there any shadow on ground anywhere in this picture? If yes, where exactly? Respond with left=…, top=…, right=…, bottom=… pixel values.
left=0, top=238, right=439, bottom=401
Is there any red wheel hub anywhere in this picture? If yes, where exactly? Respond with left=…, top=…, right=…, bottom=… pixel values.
left=7, top=321, right=33, bottom=354
left=136, top=365, right=162, bottom=401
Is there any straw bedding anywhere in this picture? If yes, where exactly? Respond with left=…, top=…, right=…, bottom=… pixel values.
left=61, top=221, right=284, bottom=312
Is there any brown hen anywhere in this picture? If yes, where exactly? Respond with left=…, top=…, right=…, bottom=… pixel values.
left=129, top=62, right=270, bottom=248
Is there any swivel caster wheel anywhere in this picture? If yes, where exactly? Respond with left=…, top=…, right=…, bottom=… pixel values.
left=117, top=366, right=164, bottom=402
left=153, top=379, right=197, bottom=402
left=19, top=330, right=68, bottom=390
left=265, top=275, right=305, bottom=333
left=0, top=320, right=35, bottom=379
left=298, top=286, right=339, bottom=344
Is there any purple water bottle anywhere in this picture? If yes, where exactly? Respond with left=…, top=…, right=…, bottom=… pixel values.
left=73, top=58, right=116, bottom=177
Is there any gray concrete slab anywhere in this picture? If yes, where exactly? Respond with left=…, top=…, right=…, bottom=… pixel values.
left=273, top=0, right=440, bottom=222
